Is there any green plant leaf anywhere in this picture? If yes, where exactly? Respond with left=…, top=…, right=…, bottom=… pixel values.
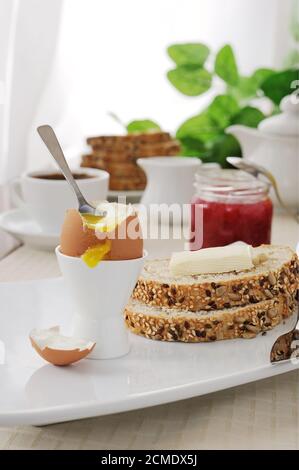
left=207, top=94, right=240, bottom=128
left=180, top=133, right=242, bottom=166
left=167, top=43, right=210, bottom=66
left=251, top=68, right=275, bottom=87
left=180, top=139, right=214, bottom=161
left=261, top=69, right=299, bottom=105
left=175, top=95, right=239, bottom=152
left=167, top=65, right=212, bottom=96
left=176, top=112, right=219, bottom=143
left=215, top=44, right=239, bottom=86
left=180, top=148, right=206, bottom=158
left=127, top=119, right=161, bottom=134
left=179, top=136, right=206, bottom=157
left=228, top=76, right=258, bottom=101
left=231, top=106, right=265, bottom=127
left=227, top=69, right=275, bottom=102
left=210, top=134, right=242, bottom=168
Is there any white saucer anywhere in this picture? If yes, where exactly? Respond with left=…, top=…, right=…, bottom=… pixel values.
left=0, top=209, right=59, bottom=251
left=0, top=277, right=297, bottom=426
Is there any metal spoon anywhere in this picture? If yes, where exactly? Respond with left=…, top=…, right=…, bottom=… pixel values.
left=270, top=307, right=299, bottom=363
left=227, top=156, right=299, bottom=224
left=37, top=125, right=106, bottom=217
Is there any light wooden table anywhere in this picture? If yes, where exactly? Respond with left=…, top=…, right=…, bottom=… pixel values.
left=0, top=212, right=298, bottom=450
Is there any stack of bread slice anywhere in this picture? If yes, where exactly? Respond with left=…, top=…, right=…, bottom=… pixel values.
left=125, top=245, right=299, bottom=342
left=81, top=132, right=180, bottom=191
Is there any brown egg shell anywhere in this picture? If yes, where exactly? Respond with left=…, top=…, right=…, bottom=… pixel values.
left=60, top=209, right=98, bottom=257
left=30, top=337, right=95, bottom=366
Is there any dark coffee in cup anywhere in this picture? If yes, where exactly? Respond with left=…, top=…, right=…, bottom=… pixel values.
left=11, top=168, right=109, bottom=233
left=33, top=173, right=94, bottom=181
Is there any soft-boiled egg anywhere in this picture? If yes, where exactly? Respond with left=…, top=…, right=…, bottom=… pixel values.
left=29, top=326, right=95, bottom=366
left=60, top=202, right=143, bottom=265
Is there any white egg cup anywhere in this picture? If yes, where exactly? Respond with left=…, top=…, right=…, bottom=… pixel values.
left=56, top=246, right=147, bottom=359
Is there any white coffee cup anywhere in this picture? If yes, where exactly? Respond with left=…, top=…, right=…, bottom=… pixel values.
left=56, top=246, right=147, bottom=359
left=10, top=168, right=109, bottom=233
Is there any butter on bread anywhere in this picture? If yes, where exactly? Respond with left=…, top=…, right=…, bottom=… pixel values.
left=169, top=244, right=254, bottom=276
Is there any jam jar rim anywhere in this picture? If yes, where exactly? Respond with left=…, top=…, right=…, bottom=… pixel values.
left=194, top=169, right=271, bottom=204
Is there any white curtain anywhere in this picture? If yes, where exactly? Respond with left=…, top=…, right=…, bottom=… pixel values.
left=38, top=0, right=294, bottom=159
left=0, top=0, right=63, bottom=185
left=0, top=0, right=295, bottom=185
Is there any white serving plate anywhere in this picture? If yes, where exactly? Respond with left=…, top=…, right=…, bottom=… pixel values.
left=0, top=278, right=297, bottom=426
left=0, top=209, right=59, bottom=251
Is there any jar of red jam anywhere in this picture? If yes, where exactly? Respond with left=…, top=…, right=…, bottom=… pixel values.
left=190, top=168, right=273, bottom=250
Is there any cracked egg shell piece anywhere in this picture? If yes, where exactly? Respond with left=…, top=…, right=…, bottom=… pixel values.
left=29, top=326, right=95, bottom=366
left=60, top=207, right=143, bottom=260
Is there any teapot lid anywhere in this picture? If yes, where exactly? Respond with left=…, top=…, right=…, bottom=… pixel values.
left=258, top=95, right=299, bottom=137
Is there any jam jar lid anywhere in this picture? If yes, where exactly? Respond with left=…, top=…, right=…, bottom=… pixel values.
left=194, top=168, right=270, bottom=203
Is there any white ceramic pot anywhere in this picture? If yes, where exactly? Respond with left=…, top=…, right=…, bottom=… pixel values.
left=137, top=157, right=201, bottom=206
left=227, top=95, right=299, bottom=210
left=56, top=247, right=146, bottom=360
left=10, top=168, right=109, bottom=233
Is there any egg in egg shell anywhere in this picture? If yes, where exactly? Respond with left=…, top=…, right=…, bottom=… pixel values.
left=60, top=202, right=143, bottom=265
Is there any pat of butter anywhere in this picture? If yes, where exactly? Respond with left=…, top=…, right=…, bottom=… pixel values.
left=169, top=244, right=254, bottom=276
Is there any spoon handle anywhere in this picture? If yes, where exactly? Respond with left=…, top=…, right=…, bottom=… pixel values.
left=227, top=157, right=299, bottom=224
left=37, top=125, right=88, bottom=208
left=262, top=169, right=299, bottom=223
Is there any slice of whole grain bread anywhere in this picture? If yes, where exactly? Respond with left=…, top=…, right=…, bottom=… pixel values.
left=125, top=293, right=297, bottom=342
left=132, top=245, right=298, bottom=312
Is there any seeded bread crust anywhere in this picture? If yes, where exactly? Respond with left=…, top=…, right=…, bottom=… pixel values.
left=83, top=133, right=180, bottom=191
left=108, top=176, right=147, bottom=191
left=81, top=159, right=144, bottom=177
left=132, top=247, right=299, bottom=312
left=81, top=160, right=147, bottom=190
left=85, top=141, right=181, bottom=159
left=125, top=294, right=298, bottom=343
left=104, top=163, right=143, bottom=178
left=86, top=132, right=172, bottom=147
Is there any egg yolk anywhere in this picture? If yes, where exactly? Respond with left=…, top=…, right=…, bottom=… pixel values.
left=81, top=241, right=111, bottom=268
left=80, top=212, right=119, bottom=234
left=80, top=213, right=104, bottom=230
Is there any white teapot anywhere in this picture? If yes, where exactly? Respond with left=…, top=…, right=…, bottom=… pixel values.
left=227, top=95, right=299, bottom=210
